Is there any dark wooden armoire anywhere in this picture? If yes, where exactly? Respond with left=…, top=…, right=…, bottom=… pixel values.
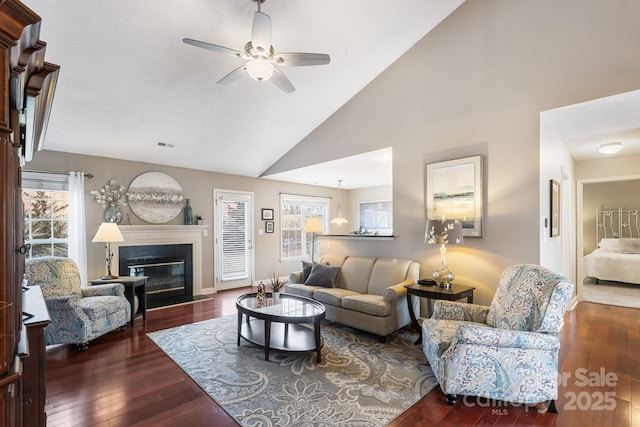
left=0, top=1, right=58, bottom=425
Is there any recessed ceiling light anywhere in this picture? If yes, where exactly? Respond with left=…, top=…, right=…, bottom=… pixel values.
left=598, top=141, right=623, bottom=155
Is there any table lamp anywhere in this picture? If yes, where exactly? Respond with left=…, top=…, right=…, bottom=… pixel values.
left=303, top=217, right=324, bottom=262
left=92, top=222, right=125, bottom=279
left=425, top=218, right=463, bottom=288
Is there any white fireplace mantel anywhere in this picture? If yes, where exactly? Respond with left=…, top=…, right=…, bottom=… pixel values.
left=111, top=225, right=208, bottom=296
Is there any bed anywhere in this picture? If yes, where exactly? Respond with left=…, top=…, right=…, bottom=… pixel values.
left=583, top=208, right=640, bottom=285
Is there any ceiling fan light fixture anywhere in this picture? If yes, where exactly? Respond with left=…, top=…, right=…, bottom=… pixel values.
left=246, top=59, right=274, bottom=81
left=598, top=141, right=623, bottom=154
left=183, top=0, right=330, bottom=93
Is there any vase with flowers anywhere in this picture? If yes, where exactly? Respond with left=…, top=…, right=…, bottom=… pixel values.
left=90, top=180, right=127, bottom=224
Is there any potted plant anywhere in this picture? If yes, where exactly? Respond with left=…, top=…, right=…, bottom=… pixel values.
left=269, top=274, right=288, bottom=300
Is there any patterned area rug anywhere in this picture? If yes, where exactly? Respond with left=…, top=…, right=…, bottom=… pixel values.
left=147, top=315, right=437, bottom=426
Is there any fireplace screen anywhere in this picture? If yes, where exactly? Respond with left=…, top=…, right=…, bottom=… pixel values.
left=119, top=243, right=193, bottom=307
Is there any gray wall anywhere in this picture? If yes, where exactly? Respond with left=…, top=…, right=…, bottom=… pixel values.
left=29, top=0, right=640, bottom=306
left=267, top=0, right=640, bottom=305
left=27, top=150, right=344, bottom=292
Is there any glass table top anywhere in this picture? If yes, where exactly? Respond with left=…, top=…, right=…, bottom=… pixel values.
left=237, top=293, right=325, bottom=318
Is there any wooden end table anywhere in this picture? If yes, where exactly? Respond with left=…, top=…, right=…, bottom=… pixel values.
left=405, top=282, right=475, bottom=345
left=90, top=276, right=148, bottom=326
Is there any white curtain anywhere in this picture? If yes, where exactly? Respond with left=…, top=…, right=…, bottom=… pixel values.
left=68, top=172, right=88, bottom=286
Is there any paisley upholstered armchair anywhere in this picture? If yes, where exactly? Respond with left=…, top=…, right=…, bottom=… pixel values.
left=25, top=257, right=131, bottom=350
left=421, top=264, right=574, bottom=412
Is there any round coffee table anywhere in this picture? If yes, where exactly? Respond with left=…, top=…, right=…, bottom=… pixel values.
left=236, top=292, right=326, bottom=362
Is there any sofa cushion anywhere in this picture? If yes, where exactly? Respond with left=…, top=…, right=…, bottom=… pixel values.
left=339, top=257, right=376, bottom=293
left=304, top=263, right=340, bottom=288
left=285, top=283, right=318, bottom=299
left=342, top=294, right=390, bottom=317
left=367, top=258, right=412, bottom=295
left=313, top=288, right=360, bottom=307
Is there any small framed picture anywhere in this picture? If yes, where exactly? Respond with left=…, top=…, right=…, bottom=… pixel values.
left=265, top=221, right=274, bottom=233
left=261, top=208, right=274, bottom=220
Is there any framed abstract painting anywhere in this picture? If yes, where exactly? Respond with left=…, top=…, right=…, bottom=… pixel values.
left=426, top=155, right=483, bottom=237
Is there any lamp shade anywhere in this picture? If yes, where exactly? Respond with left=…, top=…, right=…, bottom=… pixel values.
left=303, top=217, right=324, bottom=233
left=425, top=219, right=463, bottom=245
left=330, top=179, right=349, bottom=225
left=92, top=222, right=125, bottom=243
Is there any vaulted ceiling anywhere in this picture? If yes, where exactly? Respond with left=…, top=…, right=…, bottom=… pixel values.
left=27, top=0, right=465, bottom=180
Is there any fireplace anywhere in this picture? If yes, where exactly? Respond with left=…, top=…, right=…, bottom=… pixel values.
left=111, top=225, right=208, bottom=309
left=119, top=244, right=193, bottom=308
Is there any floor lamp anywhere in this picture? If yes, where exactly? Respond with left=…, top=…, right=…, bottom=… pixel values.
left=92, top=222, right=125, bottom=279
left=303, top=217, right=324, bottom=262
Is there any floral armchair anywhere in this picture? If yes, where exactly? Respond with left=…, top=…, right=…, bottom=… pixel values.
left=25, top=257, right=131, bottom=350
left=421, top=264, right=574, bottom=412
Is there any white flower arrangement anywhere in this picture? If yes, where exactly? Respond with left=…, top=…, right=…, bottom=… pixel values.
left=90, top=180, right=127, bottom=209
left=126, top=191, right=184, bottom=205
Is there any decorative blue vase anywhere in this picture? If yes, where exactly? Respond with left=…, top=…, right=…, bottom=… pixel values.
left=105, top=205, right=122, bottom=224
left=183, top=199, right=193, bottom=225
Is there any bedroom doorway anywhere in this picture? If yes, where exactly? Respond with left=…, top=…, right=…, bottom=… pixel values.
left=577, top=176, right=640, bottom=309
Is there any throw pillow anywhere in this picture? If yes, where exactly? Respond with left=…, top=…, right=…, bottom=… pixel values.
left=620, top=238, right=640, bottom=254
left=302, top=260, right=314, bottom=283
left=597, top=238, right=621, bottom=252
left=304, top=263, right=340, bottom=288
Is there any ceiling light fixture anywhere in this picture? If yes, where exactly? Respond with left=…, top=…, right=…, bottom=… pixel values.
left=330, top=179, right=349, bottom=225
left=182, top=0, right=330, bottom=93
left=246, top=58, right=274, bottom=81
left=598, top=141, right=623, bottom=154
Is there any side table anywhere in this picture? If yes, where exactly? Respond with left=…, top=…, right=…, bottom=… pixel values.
left=90, top=276, right=148, bottom=326
left=405, top=282, right=475, bottom=345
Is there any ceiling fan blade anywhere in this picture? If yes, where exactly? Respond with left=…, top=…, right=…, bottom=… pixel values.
left=271, top=67, right=295, bottom=94
left=274, top=53, right=330, bottom=67
left=217, top=65, right=247, bottom=85
left=183, top=38, right=247, bottom=59
left=251, top=11, right=272, bottom=55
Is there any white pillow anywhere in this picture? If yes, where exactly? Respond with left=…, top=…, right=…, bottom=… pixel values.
left=597, top=238, right=621, bottom=252
left=619, top=238, right=640, bottom=254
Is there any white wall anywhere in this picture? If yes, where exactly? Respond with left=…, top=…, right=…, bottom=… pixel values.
left=539, top=112, right=576, bottom=282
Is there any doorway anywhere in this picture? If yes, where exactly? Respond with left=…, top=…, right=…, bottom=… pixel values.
left=577, top=176, right=640, bottom=308
left=214, top=189, right=254, bottom=291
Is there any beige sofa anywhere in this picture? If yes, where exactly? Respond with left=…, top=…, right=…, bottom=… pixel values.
left=286, top=254, right=420, bottom=340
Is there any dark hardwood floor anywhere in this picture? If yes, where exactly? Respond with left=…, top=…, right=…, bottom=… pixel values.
left=45, top=288, right=640, bottom=426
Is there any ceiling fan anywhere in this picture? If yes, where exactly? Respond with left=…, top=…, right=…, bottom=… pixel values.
left=183, top=0, right=330, bottom=94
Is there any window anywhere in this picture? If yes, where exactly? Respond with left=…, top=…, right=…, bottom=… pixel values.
left=219, top=196, right=250, bottom=281
left=358, top=200, right=392, bottom=235
left=280, top=194, right=329, bottom=260
left=22, top=172, right=70, bottom=259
